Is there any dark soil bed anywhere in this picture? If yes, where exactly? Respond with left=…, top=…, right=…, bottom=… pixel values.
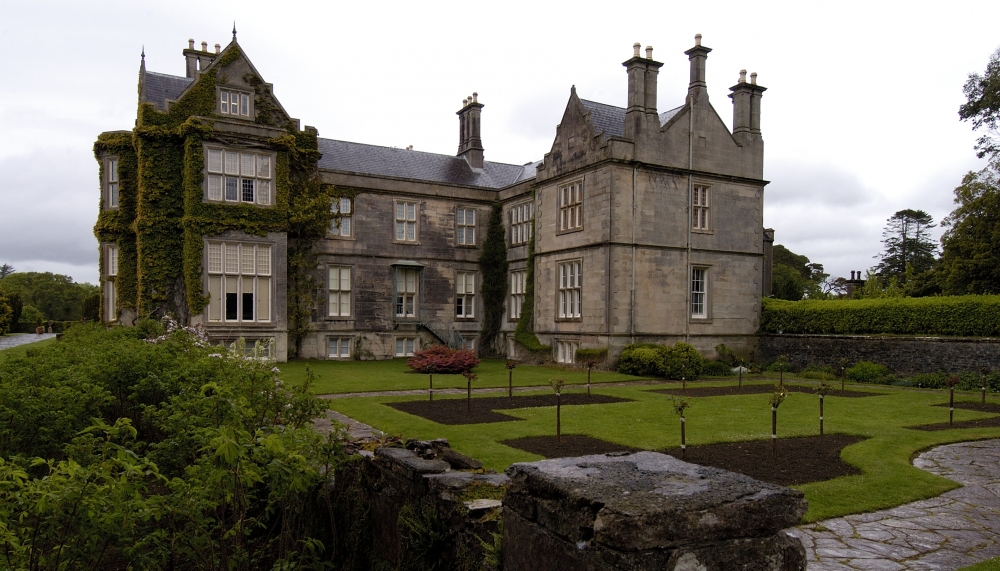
left=503, top=435, right=639, bottom=458
left=651, top=384, right=882, bottom=398
left=387, top=393, right=632, bottom=425
left=504, top=434, right=866, bottom=486
left=933, top=401, right=1000, bottom=413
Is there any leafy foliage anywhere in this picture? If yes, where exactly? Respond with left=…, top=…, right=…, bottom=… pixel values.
left=617, top=343, right=704, bottom=379
left=959, top=45, right=1000, bottom=160
left=0, top=294, right=10, bottom=335
left=761, top=295, right=1000, bottom=336
left=5, top=291, right=22, bottom=328
left=616, top=345, right=665, bottom=377
left=0, top=321, right=343, bottom=569
left=0, top=272, right=98, bottom=321
left=81, top=292, right=100, bottom=322
left=874, top=209, right=937, bottom=283
left=406, top=345, right=480, bottom=374
left=770, top=245, right=827, bottom=300
left=478, top=202, right=508, bottom=357
left=938, top=163, right=1000, bottom=295
left=575, top=347, right=608, bottom=365
left=661, top=343, right=704, bottom=380
left=0, top=263, right=14, bottom=279
left=845, top=361, right=891, bottom=384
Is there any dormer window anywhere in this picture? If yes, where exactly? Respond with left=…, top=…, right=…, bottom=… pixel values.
left=204, top=146, right=273, bottom=206
left=219, top=89, right=251, bottom=118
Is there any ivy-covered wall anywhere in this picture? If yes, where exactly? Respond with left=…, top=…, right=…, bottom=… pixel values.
left=94, top=44, right=330, bottom=354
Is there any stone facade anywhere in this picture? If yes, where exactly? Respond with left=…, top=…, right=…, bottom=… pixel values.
left=95, top=33, right=771, bottom=364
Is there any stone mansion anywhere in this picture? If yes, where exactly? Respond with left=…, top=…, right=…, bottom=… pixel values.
left=94, top=32, right=773, bottom=363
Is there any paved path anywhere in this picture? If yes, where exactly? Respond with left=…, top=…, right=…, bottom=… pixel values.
left=788, top=440, right=1000, bottom=570
left=318, top=378, right=668, bottom=400
left=0, top=333, right=56, bottom=351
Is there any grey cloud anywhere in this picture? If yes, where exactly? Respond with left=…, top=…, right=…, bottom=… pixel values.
left=765, top=159, right=875, bottom=207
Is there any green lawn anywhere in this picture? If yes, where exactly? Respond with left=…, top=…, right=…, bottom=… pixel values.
left=961, top=558, right=1000, bottom=571
left=280, top=357, right=646, bottom=394
left=294, top=363, right=1000, bottom=523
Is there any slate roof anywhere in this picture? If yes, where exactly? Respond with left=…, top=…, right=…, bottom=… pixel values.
left=144, top=71, right=193, bottom=111
left=317, top=138, right=536, bottom=190
left=580, top=99, right=686, bottom=139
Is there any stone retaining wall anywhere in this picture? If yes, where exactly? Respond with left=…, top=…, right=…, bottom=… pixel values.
left=758, top=334, right=1000, bottom=374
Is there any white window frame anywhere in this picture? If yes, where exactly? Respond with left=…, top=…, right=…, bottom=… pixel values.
left=456, top=271, right=476, bottom=319
left=395, top=337, right=417, bottom=357
left=693, top=185, right=710, bottom=231
left=509, top=270, right=526, bottom=320
left=456, top=207, right=476, bottom=246
left=395, top=200, right=418, bottom=242
left=219, top=89, right=252, bottom=118
left=205, top=241, right=273, bottom=324
left=104, top=281, right=117, bottom=323
left=327, top=337, right=353, bottom=359
left=204, top=146, right=273, bottom=206
left=691, top=267, right=708, bottom=319
left=330, top=196, right=353, bottom=237
left=558, top=260, right=582, bottom=320
left=106, top=157, right=119, bottom=208
left=559, top=181, right=583, bottom=232
left=510, top=201, right=534, bottom=245
left=556, top=340, right=579, bottom=364
left=328, top=265, right=352, bottom=318
left=106, top=244, right=118, bottom=277
left=395, top=268, right=419, bottom=318
left=460, top=338, right=476, bottom=352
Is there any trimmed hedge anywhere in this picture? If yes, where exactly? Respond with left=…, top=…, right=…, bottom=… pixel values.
left=617, top=342, right=707, bottom=380
left=761, top=295, right=1000, bottom=336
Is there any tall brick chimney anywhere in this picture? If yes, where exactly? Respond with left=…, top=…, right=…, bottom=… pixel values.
left=684, top=34, right=711, bottom=101
left=457, top=93, right=484, bottom=170
left=622, top=43, right=662, bottom=139
left=184, top=38, right=219, bottom=78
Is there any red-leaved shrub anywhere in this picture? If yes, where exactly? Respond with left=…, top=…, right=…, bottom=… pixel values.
left=407, top=345, right=479, bottom=374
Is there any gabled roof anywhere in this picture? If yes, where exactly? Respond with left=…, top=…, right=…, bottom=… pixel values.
left=317, top=138, right=536, bottom=190
left=579, top=99, right=686, bottom=139
left=144, top=71, right=193, bottom=111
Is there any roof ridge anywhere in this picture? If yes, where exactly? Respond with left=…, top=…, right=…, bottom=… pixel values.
left=579, top=98, right=624, bottom=111
left=145, top=70, right=192, bottom=81
left=317, top=137, right=525, bottom=169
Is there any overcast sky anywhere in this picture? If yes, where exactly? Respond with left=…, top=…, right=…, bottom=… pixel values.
left=1, top=0, right=997, bottom=285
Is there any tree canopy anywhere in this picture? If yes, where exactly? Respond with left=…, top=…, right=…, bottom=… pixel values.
left=0, top=272, right=98, bottom=321
left=939, top=164, right=1000, bottom=295
left=770, top=245, right=828, bottom=300
left=874, top=209, right=937, bottom=283
left=959, top=46, right=1000, bottom=160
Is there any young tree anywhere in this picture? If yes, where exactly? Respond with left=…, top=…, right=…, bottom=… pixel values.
left=464, top=370, right=478, bottom=413
left=550, top=378, right=565, bottom=442
left=671, top=397, right=691, bottom=459
left=769, top=386, right=789, bottom=458
left=815, top=381, right=832, bottom=437
left=947, top=375, right=960, bottom=425
left=874, top=209, right=937, bottom=283
left=506, top=360, right=517, bottom=399
left=982, top=366, right=991, bottom=405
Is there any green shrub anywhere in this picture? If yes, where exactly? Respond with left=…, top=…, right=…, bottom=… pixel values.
left=617, top=345, right=665, bottom=377
left=661, top=342, right=704, bottom=380
left=846, top=361, right=891, bottom=384
left=761, top=295, right=1000, bottom=336
left=0, top=294, right=11, bottom=335
left=576, top=347, right=608, bottom=364
left=20, top=304, right=42, bottom=325
left=701, top=360, right=733, bottom=377
left=81, top=292, right=100, bottom=323
left=514, top=330, right=550, bottom=352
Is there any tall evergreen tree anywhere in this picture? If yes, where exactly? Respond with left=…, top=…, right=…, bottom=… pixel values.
left=477, top=202, right=508, bottom=356
left=874, top=209, right=937, bottom=283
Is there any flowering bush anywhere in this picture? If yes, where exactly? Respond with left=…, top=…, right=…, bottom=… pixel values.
left=407, top=345, right=479, bottom=374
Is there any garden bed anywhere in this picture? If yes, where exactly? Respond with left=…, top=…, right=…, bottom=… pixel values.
left=504, top=434, right=866, bottom=486
left=651, top=384, right=883, bottom=398
left=387, top=393, right=632, bottom=425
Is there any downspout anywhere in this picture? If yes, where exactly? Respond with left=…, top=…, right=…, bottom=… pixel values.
left=630, top=165, right=637, bottom=345
left=685, top=95, right=694, bottom=344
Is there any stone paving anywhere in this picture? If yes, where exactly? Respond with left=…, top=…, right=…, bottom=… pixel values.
left=0, top=332, right=57, bottom=351
left=787, top=439, right=1000, bottom=570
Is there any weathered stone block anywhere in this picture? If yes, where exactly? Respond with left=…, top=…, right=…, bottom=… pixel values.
left=503, top=451, right=807, bottom=571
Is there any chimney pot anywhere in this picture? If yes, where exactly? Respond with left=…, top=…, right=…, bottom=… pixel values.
left=695, top=33, right=702, bottom=46
left=645, top=46, right=653, bottom=59
left=188, top=39, right=195, bottom=50
left=851, top=271, right=855, bottom=280
left=751, top=72, right=758, bottom=85
left=472, top=92, right=478, bottom=103
left=739, top=69, right=747, bottom=83
left=633, top=43, right=641, bottom=57
left=215, top=44, right=221, bottom=54
left=201, top=41, right=208, bottom=52
left=463, top=98, right=468, bottom=106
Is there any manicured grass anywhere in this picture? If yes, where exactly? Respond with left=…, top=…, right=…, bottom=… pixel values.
left=280, top=357, right=646, bottom=394
left=0, top=335, right=57, bottom=360
left=960, top=557, right=1000, bottom=571
left=315, top=370, right=1000, bottom=523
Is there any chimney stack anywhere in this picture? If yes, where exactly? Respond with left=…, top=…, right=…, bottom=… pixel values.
left=622, top=42, right=663, bottom=138
left=201, top=41, right=208, bottom=52
left=456, top=93, right=485, bottom=170
left=185, top=39, right=198, bottom=78
left=728, top=68, right=766, bottom=145
left=684, top=33, right=712, bottom=101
